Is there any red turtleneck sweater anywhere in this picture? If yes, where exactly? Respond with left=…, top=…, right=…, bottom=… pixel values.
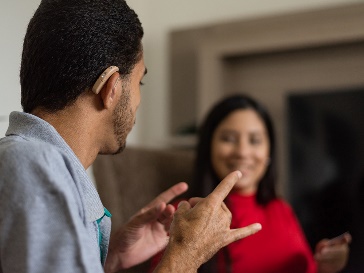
left=218, top=192, right=316, bottom=273
left=149, top=193, right=317, bottom=273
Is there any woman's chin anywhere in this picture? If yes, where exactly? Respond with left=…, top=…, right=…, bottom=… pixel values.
left=232, top=181, right=257, bottom=195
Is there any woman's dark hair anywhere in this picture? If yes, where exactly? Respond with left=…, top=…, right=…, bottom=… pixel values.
left=192, top=93, right=277, bottom=205
left=20, top=0, right=144, bottom=113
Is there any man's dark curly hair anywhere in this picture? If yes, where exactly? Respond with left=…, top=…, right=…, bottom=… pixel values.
left=20, top=0, right=144, bottom=113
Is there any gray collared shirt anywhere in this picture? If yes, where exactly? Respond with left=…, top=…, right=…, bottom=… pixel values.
left=0, top=112, right=111, bottom=273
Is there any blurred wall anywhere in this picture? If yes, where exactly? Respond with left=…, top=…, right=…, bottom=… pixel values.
left=1, top=0, right=362, bottom=145
left=0, top=0, right=40, bottom=136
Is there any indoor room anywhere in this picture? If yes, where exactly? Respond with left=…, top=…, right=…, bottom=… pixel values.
left=1, top=1, right=363, bottom=272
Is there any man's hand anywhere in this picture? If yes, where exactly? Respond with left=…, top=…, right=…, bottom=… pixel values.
left=315, top=232, right=352, bottom=273
left=155, top=171, right=262, bottom=272
left=104, top=182, right=188, bottom=273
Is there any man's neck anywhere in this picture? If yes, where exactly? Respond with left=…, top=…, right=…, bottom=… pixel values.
left=31, top=104, right=100, bottom=170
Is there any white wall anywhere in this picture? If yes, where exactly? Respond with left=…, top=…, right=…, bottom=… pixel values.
left=127, top=0, right=364, bottom=148
left=1, top=0, right=362, bottom=145
left=0, top=0, right=40, bottom=136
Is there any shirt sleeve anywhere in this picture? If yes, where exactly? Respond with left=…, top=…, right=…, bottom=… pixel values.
left=0, top=143, right=104, bottom=273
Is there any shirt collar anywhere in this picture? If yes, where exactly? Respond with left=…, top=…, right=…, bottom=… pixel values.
left=6, top=111, right=105, bottom=222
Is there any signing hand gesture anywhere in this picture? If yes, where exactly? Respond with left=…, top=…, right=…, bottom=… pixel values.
left=315, top=232, right=352, bottom=273
left=155, top=171, right=262, bottom=273
left=104, top=182, right=188, bottom=273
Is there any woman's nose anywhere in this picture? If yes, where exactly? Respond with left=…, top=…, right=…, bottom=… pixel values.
left=234, top=139, right=249, bottom=157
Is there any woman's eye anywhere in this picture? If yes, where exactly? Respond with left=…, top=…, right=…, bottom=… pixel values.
left=221, top=135, right=236, bottom=143
left=251, top=138, right=262, bottom=145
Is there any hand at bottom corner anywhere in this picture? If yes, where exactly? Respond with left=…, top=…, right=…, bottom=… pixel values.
left=315, top=232, right=352, bottom=273
left=104, top=182, right=188, bottom=273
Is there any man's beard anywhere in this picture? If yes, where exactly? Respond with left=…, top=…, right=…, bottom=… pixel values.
left=111, top=82, right=134, bottom=155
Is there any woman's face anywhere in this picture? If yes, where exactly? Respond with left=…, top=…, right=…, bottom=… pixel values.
left=211, top=109, right=270, bottom=195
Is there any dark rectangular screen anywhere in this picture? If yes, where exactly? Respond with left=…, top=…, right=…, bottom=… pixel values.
left=287, top=88, right=364, bottom=272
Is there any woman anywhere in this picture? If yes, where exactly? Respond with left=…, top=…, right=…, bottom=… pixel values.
left=192, top=94, right=350, bottom=273
left=150, top=94, right=350, bottom=273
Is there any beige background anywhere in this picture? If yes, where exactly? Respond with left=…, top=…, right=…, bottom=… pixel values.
left=1, top=0, right=363, bottom=146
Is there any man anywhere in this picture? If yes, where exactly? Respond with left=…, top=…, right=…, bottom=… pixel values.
left=0, top=1, right=261, bottom=272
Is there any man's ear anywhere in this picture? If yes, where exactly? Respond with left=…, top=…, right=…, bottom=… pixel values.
left=99, top=73, right=121, bottom=109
